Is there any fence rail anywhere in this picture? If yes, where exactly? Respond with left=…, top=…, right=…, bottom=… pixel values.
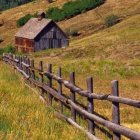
left=2, top=53, right=140, bottom=140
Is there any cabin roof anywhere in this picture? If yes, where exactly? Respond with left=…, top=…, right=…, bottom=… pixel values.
left=15, top=18, right=52, bottom=40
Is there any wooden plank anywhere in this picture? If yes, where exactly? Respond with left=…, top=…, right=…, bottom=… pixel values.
left=68, top=99, right=140, bottom=140
left=22, top=62, right=30, bottom=67
left=55, top=112, right=101, bottom=140
left=29, top=78, right=68, bottom=104
left=44, top=72, right=140, bottom=108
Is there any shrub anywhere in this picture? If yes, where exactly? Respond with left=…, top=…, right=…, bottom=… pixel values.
left=0, top=45, right=16, bottom=55
left=17, top=14, right=33, bottom=27
left=4, top=44, right=16, bottom=53
left=46, top=7, right=64, bottom=21
left=46, top=0, right=105, bottom=22
left=16, top=12, right=39, bottom=27
left=105, top=14, right=120, bottom=27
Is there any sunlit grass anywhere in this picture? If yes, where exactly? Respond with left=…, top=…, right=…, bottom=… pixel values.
left=27, top=48, right=140, bottom=139
left=0, top=62, right=87, bottom=140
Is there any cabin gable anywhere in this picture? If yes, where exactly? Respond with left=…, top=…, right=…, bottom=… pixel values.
left=34, top=22, right=68, bottom=52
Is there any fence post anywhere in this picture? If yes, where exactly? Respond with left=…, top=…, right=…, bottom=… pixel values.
left=27, top=58, right=31, bottom=78
left=58, top=67, right=63, bottom=113
left=11, top=54, right=14, bottom=66
left=21, top=56, right=23, bottom=71
left=47, top=64, right=53, bottom=105
left=39, top=61, right=44, bottom=97
left=19, top=56, right=21, bottom=70
left=23, top=56, right=25, bottom=73
left=87, top=77, right=95, bottom=134
left=25, top=57, right=28, bottom=75
left=112, top=80, right=121, bottom=140
left=70, top=72, right=76, bottom=122
left=31, top=60, right=35, bottom=80
left=18, top=56, right=20, bottom=69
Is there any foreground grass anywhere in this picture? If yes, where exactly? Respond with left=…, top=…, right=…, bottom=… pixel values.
left=21, top=54, right=140, bottom=139
left=0, top=62, right=87, bottom=140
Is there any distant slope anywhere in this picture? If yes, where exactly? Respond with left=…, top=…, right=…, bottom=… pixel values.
left=0, top=0, right=69, bottom=48
left=31, top=14, right=140, bottom=60
left=70, top=14, right=140, bottom=60
left=0, top=0, right=140, bottom=49
left=0, top=0, right=32, bottom=11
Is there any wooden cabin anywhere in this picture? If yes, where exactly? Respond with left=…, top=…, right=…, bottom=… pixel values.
left=15, top=12, right=69, bottom=53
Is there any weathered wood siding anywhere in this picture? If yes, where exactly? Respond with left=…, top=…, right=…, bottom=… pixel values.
left=34, top=22, right=68, bottom=52
left=15, top=37, right=34, bottom=52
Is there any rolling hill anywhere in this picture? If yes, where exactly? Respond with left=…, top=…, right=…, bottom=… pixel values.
left=0, top=0, right=140, bottom=50
left=0, top=0, right=140, bottom=139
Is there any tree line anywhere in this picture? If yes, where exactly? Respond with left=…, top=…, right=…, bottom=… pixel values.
left=0, top=0, right=33, bottom=11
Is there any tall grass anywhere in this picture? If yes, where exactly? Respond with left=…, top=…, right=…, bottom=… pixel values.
left=0, top=62, right=87, bottom=140
left=29, top=53, right=140, bottom=140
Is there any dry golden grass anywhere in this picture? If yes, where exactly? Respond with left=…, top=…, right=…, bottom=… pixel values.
left=0, top=61, right=88, bottom=140
left=0, top=0, right=140, bottom=139
left=28, top=53, right=140, bottom=138
left=0, top=0, right=69, bottom=48
left=0, top=0, right=140, bottom=48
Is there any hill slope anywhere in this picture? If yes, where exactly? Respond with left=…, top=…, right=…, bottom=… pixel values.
left=0, top=62, right=87, bottom=139
left=0, top=0, right=140, bottom=138
left=0, top=0, right=140, bottom=49
left=0, top=0, right=32, bottom=11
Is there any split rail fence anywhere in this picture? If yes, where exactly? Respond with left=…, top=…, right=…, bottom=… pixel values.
left=2, top=53, right=140, bottom=140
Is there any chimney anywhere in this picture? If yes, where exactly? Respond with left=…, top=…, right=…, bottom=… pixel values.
left=38, top=11, right=46, bottom=21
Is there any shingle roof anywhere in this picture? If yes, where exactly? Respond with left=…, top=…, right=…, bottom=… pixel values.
left=15, top=18, right=52, bottom=39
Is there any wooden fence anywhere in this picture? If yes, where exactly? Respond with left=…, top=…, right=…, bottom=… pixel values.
left=2, top=53, right=140, bottom=140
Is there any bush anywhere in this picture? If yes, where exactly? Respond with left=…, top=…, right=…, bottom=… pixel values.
left=46, top=0, right=105, bottom=22
left=17, top=14, right=33, bottom=27
left=0, top=45, right=16, bottom=56
left=16, top=12, right=38, bottom=27
left=105, top=14, right=119, bottom=27
left=4, top=45, right=16, bottom=53
left=46, top=7, right=64, bottom=21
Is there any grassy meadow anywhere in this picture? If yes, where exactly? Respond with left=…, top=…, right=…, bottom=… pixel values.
left=0, top=0, right=140, bottom=139
left=0, top=62, right=88, bottom=140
